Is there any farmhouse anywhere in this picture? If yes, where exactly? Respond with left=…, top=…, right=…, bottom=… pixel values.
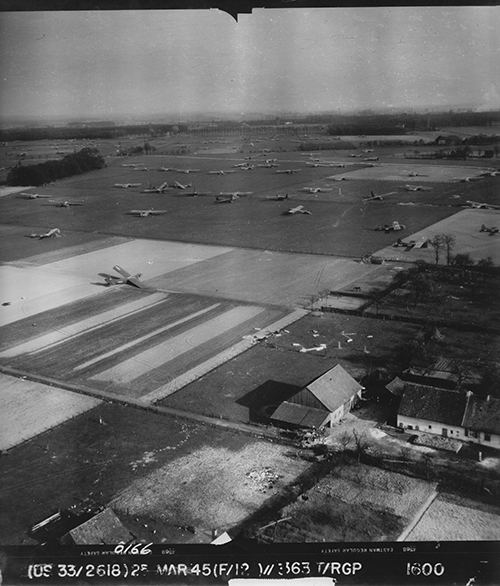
left=270, top=364, right=364, bottom=430
left=398, top=386, right=500, bottom=449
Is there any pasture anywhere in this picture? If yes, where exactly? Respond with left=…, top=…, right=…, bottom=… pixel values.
left=407, top=491, right=500, bottom=541
left=0, top=373, right=101, bottom=451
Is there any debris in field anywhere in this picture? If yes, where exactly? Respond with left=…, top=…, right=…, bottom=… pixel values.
left=245, top=467, right=282, bottom=492
left=299, top=343, right=326, bottom=353
left=363, top=346, right=370, bottom=354
left=2, top=302, right=11, bottom=306
left=367, top=335, right=373, bottom=339
left=337, top=341, right=342, bottom=349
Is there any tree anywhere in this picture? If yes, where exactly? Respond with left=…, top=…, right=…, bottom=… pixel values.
left=429, top=234, right=445, bottom=265
left=441, top=233, right=456, bottom=265
left=352, top=430, right=369, bottom=463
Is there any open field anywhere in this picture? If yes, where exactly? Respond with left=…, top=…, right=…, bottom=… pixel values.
left=246, top=462, right=436, bottom=542
left=0, top=401, right=306, bottom=544
left=0, top=148, right=477, bottom=257
left=159, top=313, right=422, bottom=423
left=1, top=131, right=499, bottom=545
left=1, top=289, right=287, bottom=399
left=159, top=311, right=497, bottom=423
left=375, top=209, right=500, bottom=264
left=333, top=162, right=495, bottom=182
left=407, top=491, right=500, bottom=541
left=112, top=441, right=311, bottom=542
left=0, top=373, right=101, bottom=451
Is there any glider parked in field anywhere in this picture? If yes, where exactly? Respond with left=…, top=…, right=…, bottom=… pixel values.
left=215, top=194, right=238, bottom=203
left=465, top=200, right=500, bottom=210
left=127, top=209, right=168, bottom=217
left=374, top=221, right=406, bottom=232
left=208, top=169, right=237, bottom=175
left=47, top=199, right=85, bottom=207
left=114, top=183, right=142, bottom=189
left=141, top=182, right=171, bottom=193
left=267, top=193, right=289, bottom=201
left=285, top=205, right=312, bottom=215
left=404, top=184, right=432, bottom=192
left=17, top=193, right=52, bottom=200
left=301, top=187, right=332, bottom=194
left=171, top=181, right=192, bottom=190
left=26, top=228, right=61, bottom=239
left=171, top=168, right=200, bottom=174
left=219, top=191, right=253, bottom=197
left=98, top=265, right=144, bottom=288
left=480, top=224, right=499, bottom=235
left=363, top=191, right=384, bottom=202
left=275, top=169, right=301, bottom=174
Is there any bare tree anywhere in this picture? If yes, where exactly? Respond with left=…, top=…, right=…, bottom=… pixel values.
left=441, top=233, right=456, bottom=266
left=352, top=429, right=369, bottom=462
left=429, top=234, right=445, bottom=265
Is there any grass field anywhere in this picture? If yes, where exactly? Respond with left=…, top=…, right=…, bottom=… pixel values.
left=407, top=491, right=500, bottom=541
left=375, top=209, right=500, bottom=264
left=0, top=149, right=478, bottom=257
left=1, top=131, right=499, bottom=545
left=0, top=373, right=101, bottom=451
left=247, top=461, right=436, bottom=542
left=2, top=289, right=287, bottom=399
left=112, top=440, right=311, bottom=542
left=0, top=402, right=296, bottom=544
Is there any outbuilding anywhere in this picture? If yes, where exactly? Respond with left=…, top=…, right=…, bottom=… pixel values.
left=270, top=364, right=364, bottom=430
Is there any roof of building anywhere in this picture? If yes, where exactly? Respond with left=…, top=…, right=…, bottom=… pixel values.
left=462, top=394, right=500, bottom=435
left=398, top=385, right=467, bottom=427
left=386, top=376, right=406, bottom=396
left=270, top=401, right=329, bottom=428
left=304, top=364, right=363, bottom=412
left=69, top=508, right=133, bottom=545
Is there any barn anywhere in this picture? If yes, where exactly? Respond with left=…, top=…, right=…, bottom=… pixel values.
left=270, top=364, right=364, bottom=430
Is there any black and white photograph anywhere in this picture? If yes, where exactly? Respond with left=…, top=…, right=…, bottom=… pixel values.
left=0, top=3, right=499, bottom=583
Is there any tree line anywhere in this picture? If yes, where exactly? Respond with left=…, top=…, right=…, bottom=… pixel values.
left=6, top=147, right=106, bottom=186
left=0, top=123, right=187, bottom=143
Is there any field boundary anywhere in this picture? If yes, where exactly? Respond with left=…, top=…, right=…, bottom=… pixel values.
left=397, top=488, right=439, bottom=541
left=0, top=364, right=283, bottom=443
left=143, top=308, right=308, bottom=403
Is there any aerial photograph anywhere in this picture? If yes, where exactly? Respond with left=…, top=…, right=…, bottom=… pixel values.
left=0, top=4, right=499, bottom=563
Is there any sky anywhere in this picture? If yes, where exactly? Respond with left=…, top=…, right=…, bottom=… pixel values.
left=0, top=7, right=499, bottom=121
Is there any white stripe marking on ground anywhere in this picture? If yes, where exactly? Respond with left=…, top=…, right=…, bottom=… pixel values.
left=92, top=305, right=263, bottom=384
left=0, top=292, right=167, bottom=358
left=74, top=303, right=221, bottom=372
left=143, top=308, right=308, bottom=403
